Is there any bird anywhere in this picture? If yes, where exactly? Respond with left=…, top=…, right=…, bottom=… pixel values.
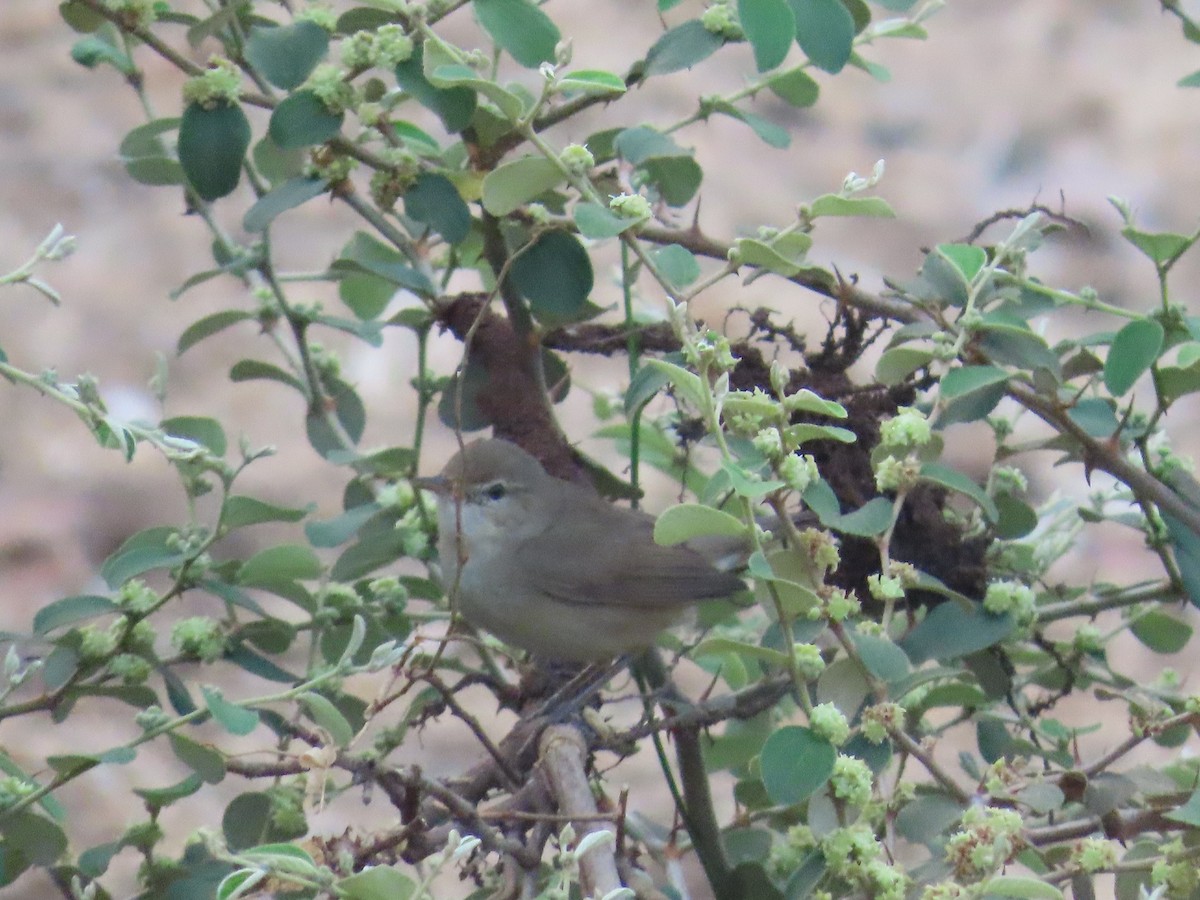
left=415, top=439, right=745, bottom=662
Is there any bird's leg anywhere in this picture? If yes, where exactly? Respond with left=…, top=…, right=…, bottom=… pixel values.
left=527, top=657, right=629, bottom=721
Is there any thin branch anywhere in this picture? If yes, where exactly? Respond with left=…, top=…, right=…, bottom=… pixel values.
left=1007, top=381, right=1200, bottom=537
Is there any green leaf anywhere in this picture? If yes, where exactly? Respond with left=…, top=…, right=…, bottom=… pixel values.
left=481, top=157, right=565, bottom=216
left=222, top=792, right=272, bottom=851
left=614, top=126, right=686, bottom=164
left=268, top=91, right=344, bottom=149
left=202, top=685, right=260, bottom=736
left=223, top=496, right=309, bottom=529
left=655, top=504, right=747, bottom=545
left=1121, top=227, right=1191, bottom=265
left=178, top=102, right=251, bottom=201
left=60, top=1, right=107, bottom=32
left=168, top=733, right=225, bottom=784
left=33, top=595, right=116, bottom=634
left=78, top=840, right=123, bottom=877
left=760, top=726, right=836, bottom=805
left=299, top=692, right=355, bottom=746
left=1163, top=512, right=1200, bottom=612
left=119, top=117, right=181, bottom=166
left=641, top=156, right=703, bottom=206
left=1130, top=609, right=1192, bottom=654
left=71, top=33, right=134, bottom=74
left=101, top=526, right=186, bottom=589
left=178, top=310, right=254, bottom=355
left=937, top=242, right=987, bottom=282
left=239, top=545, right=323, bottom=587
left=808, top=194, right=895, bottom=218
left=1165, top=789, right=1200, bottom=827
left=644, top=359, right=708, bottom=410
left=557, top=69, right=627, bottom=96
left=739, top=0, right=795, bottom=71
left=331, top=529, right=409, bottom=580
left=789, top=0, right=854, bottom=73
left=765, top=68, right=819, bottom=106
left=691, top=637, right=789, bottom=668
left=574, top=202, right=631, bottom=239
left=243, top=177, right=328, bottom=232
left=994, top=492, right=1037, bottom=539
left=0, top=812, right=69, bottom=866
left=900, top=602, right=1016, bottom=663
left=510, top=230, right=595, bottom=325
left=245, top=21, right=329, bottom=90
left=394, top=46, right=477, bottom=133
left=642, top=20, right=723, bottom=77
left=851, top=632, right=911, bottom=685
left=830, top=497, right=894, bottom=537
left=339, top=274, right=394, bottom=320
left=1066, top=397, right=1119, bottom=438
left=134, top=773, right=204, bottom=808
left=404, top=173, right=470, bottom=245
left=1179, top=69, right=1200, bottom=87
left=125, top=156, right=185, bottom=186
left=652, top=244, right=701, bottom=288
left=783, top=390, right=846, bottom=419
left=876, top=346, right=933, bottom=385
left=162, top=415, right=227, bottom=456
left=1104, top=318, right=1164, bottom=396
left=229, top=359, right=307, bottom=393
left=709, top=101, right=791, bottom=149
left=333, top=232, right=435, bottom=296
left=940, top=365, right=1009, bottom=401
left=306, top=503, right=382, bottom=548
left=338, top=865, right=417, bottom=900
left=979, top=875, right=1064, bottom=900
left=423, top=46, right=525, bottom=121
left=734, top=234, right=813, bottom=277
left=919, top=462, right=999, bottom=522
left=438, top=356, right=491, bottom=432
left=474, top=0, right=560, bottom=67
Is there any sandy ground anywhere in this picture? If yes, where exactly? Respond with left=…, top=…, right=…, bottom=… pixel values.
left=2, top=1, right=1200, bottom=897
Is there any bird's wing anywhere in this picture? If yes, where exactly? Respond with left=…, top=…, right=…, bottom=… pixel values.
left=513, top=500, right=743, bottom=609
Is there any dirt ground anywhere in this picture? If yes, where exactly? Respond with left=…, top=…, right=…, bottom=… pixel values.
left=2, top=1, right=1199, bottom=897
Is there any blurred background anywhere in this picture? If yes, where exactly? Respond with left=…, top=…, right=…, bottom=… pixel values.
left=2, top=0, right=1199, bottom=895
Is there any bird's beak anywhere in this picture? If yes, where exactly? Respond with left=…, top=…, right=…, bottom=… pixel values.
left=412, top=474, right=452, bottom=495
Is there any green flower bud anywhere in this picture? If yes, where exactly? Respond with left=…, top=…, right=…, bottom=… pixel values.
left=609, top=192, right=652, bottom=221
left=170, top=617, right=227, bottom=663
left=809, top=702, right=850, bottom=746
left=560, top=143, right=595, bottom=173
left=182, top=58, right=242, bottom=109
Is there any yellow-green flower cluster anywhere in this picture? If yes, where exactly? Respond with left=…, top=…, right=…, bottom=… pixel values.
left=296, top=3, right=337, bottom=31
left=559, top=143, right=595, bottom=173
left=860, top=702, right=900, bottom=743
left=821, top=824, right=908, bottom=900
left=109, top=653, right=153, bottom=685
left=1070, top=837, right=1116, bottom=874
left=104, top=0, right=157, bottom=28
left=982, top=579, right=1036, bottom=621
left=170, top=616, right=227, bottom=663
left=944, top=805, right=1024, bottom=881
left=812, top=586, right=859, bottom=623
left=830, top=754, right=873, bottom=807
left=609, top=192, right=652, bottom=221
left=182, top=58, right=242, bottom=109
left=792, top=642, right=825, bottom=679
left=809, top=702, right=850, bottom=746
left=306, top=64, right=356, bottom=114
left=700, top=0, right=744, bottom=39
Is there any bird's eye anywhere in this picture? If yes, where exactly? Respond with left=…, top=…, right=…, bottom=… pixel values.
left=481, top=482, right=507, bottom=502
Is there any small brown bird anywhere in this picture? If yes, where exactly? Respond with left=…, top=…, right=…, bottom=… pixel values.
left=416, top=439, right=745, bottom=661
